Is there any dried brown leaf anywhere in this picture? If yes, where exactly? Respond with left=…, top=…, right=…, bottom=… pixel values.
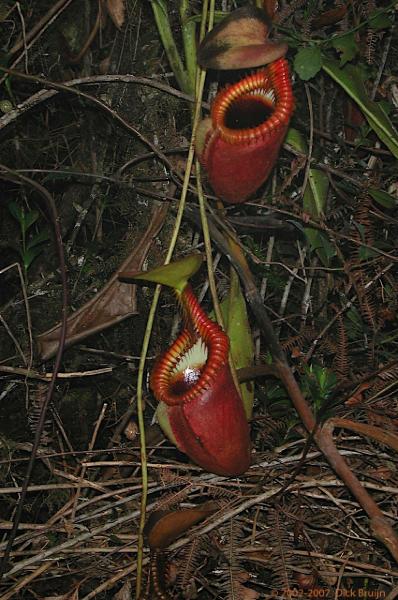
left=145, top=502, right=218, bottom=549
left=330, top=417, right=398, bottom=452
left=106, top=0, right=125, bottom=29
left=229, top=571, right=260, bottom=600
left=112, top=579, right=132, bottom=600
left=36, top=203, right=168, bottom=359
left=312, top=6, right=347, bottom=28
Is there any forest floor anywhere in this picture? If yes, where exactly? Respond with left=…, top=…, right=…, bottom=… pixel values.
left=0, top=1, right=397, bottom=598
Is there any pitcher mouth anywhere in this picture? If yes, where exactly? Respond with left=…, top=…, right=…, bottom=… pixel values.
left=150, top=285, right=230, bottom=407
left=211, top=58, right=294, bottom=146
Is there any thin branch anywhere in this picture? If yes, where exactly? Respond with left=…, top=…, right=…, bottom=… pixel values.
left=0, top=168, right=68, bottom=580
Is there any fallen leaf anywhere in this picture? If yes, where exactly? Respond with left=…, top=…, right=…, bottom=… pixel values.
left=112, top=580, right=132, bottom=600
left=329, top=417, right=398, bottom=452
left=106, top=0, right=125, bottom=29
left=312, top=5, right=347, bottom=28
left=36, top=203, right=168, bottom=360
left=345, top=382, right=371, bottom=405
left=145, top=501, right=218, bottom=549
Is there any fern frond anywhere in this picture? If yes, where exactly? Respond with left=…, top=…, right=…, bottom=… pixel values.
left=332, top=306, right=350, bottom=380
left=276, top=0, right=307, bottom=24
left=364, top=0, right=377, bottom=64
left=257, top=416, right=290, bottom=450
left=158, top=468, right=191, bottom=487
left=154, top=485, right=192, bottom=512
left=346, top=264, right=378, bottom=333
left=148, top=551, right=173, bottom=600
left=219, top=520, right=246, bottom=599
left=267, top=508, right=294, bottom=590
left=176, top=537, right=203, bottom=594
left=203, top=483, right=241, bottom=501
left=366, top=29, right=377, bottom=64
left=368, top=363, right=398, bottom=398
left=28, top=383, right=53, bottom=446
left=281, top=328, right=317, bottom=355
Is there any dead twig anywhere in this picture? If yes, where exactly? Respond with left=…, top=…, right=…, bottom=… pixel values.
left=186, top=204, right=398, bottom=563
left=0, top=167, right=68, bottom=580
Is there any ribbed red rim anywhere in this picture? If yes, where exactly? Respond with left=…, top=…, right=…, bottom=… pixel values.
left=150, top=285, right=230, bottom=406
left=211, top=57, right=293, bottom=145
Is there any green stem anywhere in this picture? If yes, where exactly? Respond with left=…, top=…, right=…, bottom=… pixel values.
left=150, top=0, right=190, bottom=94
left=179, top=0, right=197, bottom=95
left=134, top=5, right=211, bottom=598
left=21, top=219, right=27, bottom=280
left=195, top=159, right=224, bottom=327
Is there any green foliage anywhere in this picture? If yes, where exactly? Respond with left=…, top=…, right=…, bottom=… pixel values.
left=219, top=269, right=254, bottom=420
left=345, top=306, right=365, bottom=339
left=367, top=10, right=393, bottom=30
left=287, top=2, right=398, bottom=156
left=322, top=60, right=398, bottom=158
left=7, top=201, right=49, bottom=278
left=122, top=253, right=203, bottom=293
left=302, top=364, right=337, bottom=413
left=266, top=382, right=293, bottom=418
left=331, top=32, right=358, bottom=66
left=286, top=128, right=336, bottom=266
left=304, top=229, right=336, bottom=266
left=293, top=46, right=322, bottom=81
left=286, top=128, right=329, bottom=219
left=369, top=188, right=397, bottom=209
left=150, top=0, right=197, bottom=95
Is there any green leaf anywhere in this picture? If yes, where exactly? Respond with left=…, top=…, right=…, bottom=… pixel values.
left=331, top=32, right=358, bottom=66
left=285, top=127, right=306, bottom=151
left=323, top=59, right=398, bottom=158
left=8, top=204, right=39, bottom=236
left=286, top=128, right=333, bottom=264
left=286, top=128, right=329, bottom=218
left=302, top=364, right=337, bottom=411
left=155, top=401, right=178, bottom=446
left=23, top=245, right=44, bottom=271
left=379, top=99, right=392, bottom=116
left=369, top=187, right=397, bottom=209
left=293, top=47, right=322, bottom=81
left=27, top=229, right=50, bottom=249
left=358, top=245, right=379, bottom=260
left=23, top=210, right=39, bottom=234
left=119, top=254, right=203, bottom=294
left=150, top=0, right=168, bottom=18
left=185, top=11, right=225, bottom=25
left=304, top=169, right=329, bottom=218
left=8, top=201, right=23, bottom=224
left=368, top=11, right=392, bottom=30
left=304, top=228, right=336, bottom=267
left=150, top=0, right=191, bottom=94
left=220, top=270, right=254, bottom=420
